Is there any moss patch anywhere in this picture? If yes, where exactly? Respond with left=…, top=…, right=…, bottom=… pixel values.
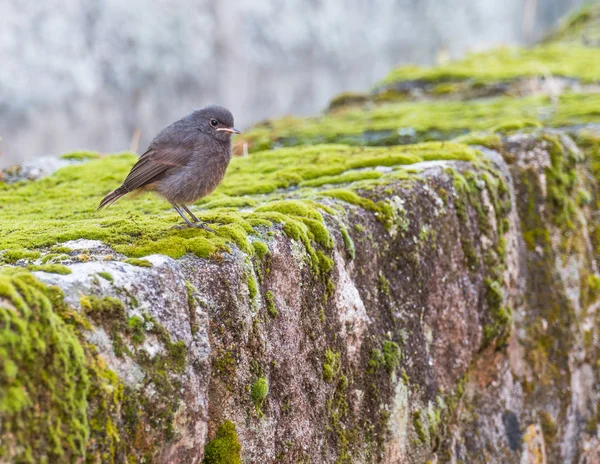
left=60, top=151, right=101, bottom=161
left=28, top=263, right=72, bottom=275
left=0, top=270, right=183, bottom=463
left=97, top=271, right=114, bottom=282
left=367, top=340, right=401, bottom=376
left=251, top=376, right=269, bottom=415
left=0, top=142, right=480, bottom=268
left=323, top=349, right=342, bottom=383
left=75, top=291, right=188, bottom=460
left=124, top=258, right=153, bottom=268
left=203, top=420, right=242, bottom=464
left=322, top=189, right=394, bottom=230
left=544, top=3, right=600, bottom=45
left=379, top=45, right=600, bottom=87
left=264, top=291, right=277, bottom=318
left=237, top=92, right=600, bottom=151
left=0, top=270, right=89, bottom=462
left=382, top=341, right=401, bottom=374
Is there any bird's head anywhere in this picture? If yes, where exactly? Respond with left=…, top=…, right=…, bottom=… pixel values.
left=193, top=105, right=241, bottom=142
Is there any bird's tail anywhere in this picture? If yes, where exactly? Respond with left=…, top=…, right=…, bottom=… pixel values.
left=97, top=187, right=128, bottom=211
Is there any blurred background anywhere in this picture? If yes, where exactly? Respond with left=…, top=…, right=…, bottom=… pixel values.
left=0, top=0, right=588, bottom=168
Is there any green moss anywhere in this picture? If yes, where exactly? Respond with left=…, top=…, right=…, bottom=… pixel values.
left=239, top=90, right=600, bottom=152
left=542, top=133, right=581, bottom=229
left=223, top=144, right=368, bottom=195
left=39, top=253, right=67, bottom=264
left=482, top=278, right=513, bottom=347
left=379, top=45, right=600, bottom=86
left=199, top=195, right=257, bottom=210
left=338, top=223, right=356, bottom=260
left=322, top=189, right=393, bottom=230
left=588, top=275, right=600, bottom=302
left=382, top=341, right=401, bottom=374
left=585, top=401, right=600, bottom=436
left=317, top=250, right=334, bottom=275
left=0, top=270, right=90, bottom=462
left=0, top=140, right=486, bottom=265
left=0, top=249, right=41, bottom=264
left=491, top=119, right=542, bottom=134
left=377, top=274, right=390, bottom=296
left=127, top=316, right=146, bottom=345
left=265, top=291, right=277, bottom=318
left=60, top=151, right=101, bottom=161
left=124, top=258, right=153, bottom=268
left=252, top=241, right=269, bottom=260
left=251, top=376, right=269, bottom=414
left=81, top=295, right=125, bottom=320
left=485, top=278, right=503, bottom=308
left=444, top=162, right=514, bottom=349
left=576, top=188, right=592, bottom=206
left=97, top=272, right=114, bottom=282
left=79, top=292, right=187, bottom=455
left=539, top=411, right=558, bottom=444
left=246, top=268, right=258, bottom=301
left=27, top=263, right=72, bottom=275
left=323, top=349, right=341, bottom=383
left=81, top=295, right=128, bottom=357
left=323, top=348, right=352, bottom=463
left=84, top=351, right=123, bottom=463
left=300, top=170, right=383, bottom=188
left=412, top=410, right=427, bottom=444
left=545, top=3, right=600, bottom=45
left=0, top=153, right=238, bottom=261
left=185, top=281, right=200, bottom=334
left=213, top=350, right=237, bottom=377
left=367, top=340, right=401, bottom=377
left=256, top=199, right=323, bottom=221
left=0, top=265, right=191, bottom=461
left=401, top=369, right=410, bottom=384
left=432, top=82, right=462, bottom=95
left=327, top=91, right=370, bottom=111
left=203, top=420, right=242, bottom=464
left=453, top=132, right=502, bottom=150
left=252, top=241, right=271, bottom=283
left=255, top=200, right=334, bottom=265
left=51, top=246, right=73, bottom=254
left=367, top=349, right=383, bottom=374
left=522, top=227, right=551, bottom=250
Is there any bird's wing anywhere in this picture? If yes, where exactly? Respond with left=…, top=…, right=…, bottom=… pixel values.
left=119, top=115, right=210, bottom=192
left=120, top=142, right=195, bottom=192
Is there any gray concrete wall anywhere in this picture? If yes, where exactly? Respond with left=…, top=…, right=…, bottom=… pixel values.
left=0, top=0, right=587, bottom=166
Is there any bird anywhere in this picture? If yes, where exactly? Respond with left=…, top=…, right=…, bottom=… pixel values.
left=98, top=105, right=240, bottom=231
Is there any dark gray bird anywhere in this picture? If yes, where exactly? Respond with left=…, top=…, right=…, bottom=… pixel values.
left=98, top=105, right=240, bottom=230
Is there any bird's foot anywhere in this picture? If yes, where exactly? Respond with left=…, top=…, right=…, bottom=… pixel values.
left=171, top=223, right=193, bottom=230
left=171, top=222, right=215, bottom=232
left=194, top=222, right=215, bottom=233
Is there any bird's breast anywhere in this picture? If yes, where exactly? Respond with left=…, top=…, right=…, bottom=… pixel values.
left=158, top=154, right=230, bottom=204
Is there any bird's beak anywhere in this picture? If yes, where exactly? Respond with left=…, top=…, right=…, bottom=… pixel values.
left=217, top=127, right=242, bottom=134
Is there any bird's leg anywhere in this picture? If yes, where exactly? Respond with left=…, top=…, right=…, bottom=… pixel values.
left=171, top=203, right=215, bottom=232
left=171, top=202, right=195, bottom=228
left=181, top=205, right=215, bottom=232
left=181, top=205, right=200, bottom=223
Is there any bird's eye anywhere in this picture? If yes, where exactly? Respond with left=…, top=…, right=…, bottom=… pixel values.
left=210, top=119, right=218, bottom=127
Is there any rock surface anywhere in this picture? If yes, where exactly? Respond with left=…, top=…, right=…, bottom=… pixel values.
left=2, top=6, right=600, bottom=464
